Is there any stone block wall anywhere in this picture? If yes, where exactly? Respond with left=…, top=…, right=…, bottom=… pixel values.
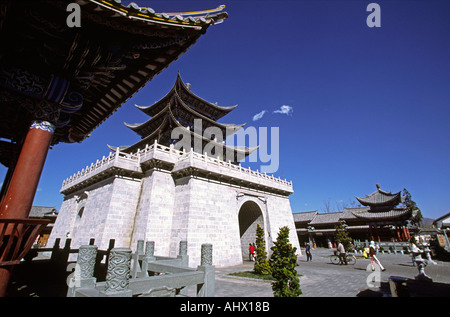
left=170, top=176, right=242, bottom=268
left=131, top=169, right=175, bottom=256
left=50, top=144, right=300, bottom=269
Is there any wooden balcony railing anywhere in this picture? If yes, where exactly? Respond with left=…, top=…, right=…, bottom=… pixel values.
left=0, top=218, right=50, bottom=266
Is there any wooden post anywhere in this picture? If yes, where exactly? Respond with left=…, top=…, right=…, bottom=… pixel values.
left=0, top=121, right=54, bottom=219
left=0, top=120, right=54, bottom=296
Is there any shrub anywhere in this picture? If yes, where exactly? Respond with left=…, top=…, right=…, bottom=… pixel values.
left=254, top=224, right=271, bottom=275
left=269, top=226, right=301, bottom=297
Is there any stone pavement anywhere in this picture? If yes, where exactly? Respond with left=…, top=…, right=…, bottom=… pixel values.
left=213, top=248, right=450, bottom=297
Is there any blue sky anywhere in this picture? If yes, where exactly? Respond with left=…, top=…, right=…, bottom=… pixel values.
left=1, top=0, right=450, bottom=219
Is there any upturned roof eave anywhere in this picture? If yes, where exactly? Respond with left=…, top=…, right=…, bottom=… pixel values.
left=136, top=73, right=238, bottom=118
left=355, top=190, right=402, bottom=207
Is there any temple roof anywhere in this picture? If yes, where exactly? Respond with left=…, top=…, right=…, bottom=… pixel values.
left=292, top=211, right=318, bottom=223
left=126, top=83, right=245, bottom=139
left=293, top=206, right=411, bottom=227
left=135, top=73, right=238, bottom=121
left=351, top=208, right=412, bottom=221
left=0, top=0, right=227, bottom=156
left=113, top=73, right=253, bottom=161
left=355, top=184, right=403, bottom=207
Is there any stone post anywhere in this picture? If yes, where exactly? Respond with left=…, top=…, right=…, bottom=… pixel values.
left=177, top=240, right=189, bottom=296
left=67, top=245, right=97, bottom=296
left=101, top=248, right=132, bottom=297
left=145, top=241, right=155, bottom=259
left=136, top=240, right=144, bottom=255
left=140, top=241, right=155, bottom=278
left=178, top=240, right=188, bottom=267
left=197, top=243, right=215, bottom=297
left=131, top=240, right=145, bottom=278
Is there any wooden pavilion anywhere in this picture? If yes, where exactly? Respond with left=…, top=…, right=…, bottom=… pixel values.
left=294, top=185, right=413, bottom=247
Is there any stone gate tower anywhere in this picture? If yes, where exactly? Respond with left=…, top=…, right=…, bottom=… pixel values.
left=48, top=74, right=300, bottom=267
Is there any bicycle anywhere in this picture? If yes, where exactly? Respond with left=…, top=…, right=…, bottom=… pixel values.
left=330, top=253, right=356, bottom=265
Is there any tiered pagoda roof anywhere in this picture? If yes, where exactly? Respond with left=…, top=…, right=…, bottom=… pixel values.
left=355, top=184, right=403, bottom=207
left=110, top=73, right=258, bottom=162
left=352, top=184, right=410, bottom=221
left=293, top=185, right=412, bottom=227
left=0, top=0, right=227, bottom=167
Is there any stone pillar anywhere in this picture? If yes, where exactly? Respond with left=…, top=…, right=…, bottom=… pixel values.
left=67, top=245, right=97, bottom=296
left=179, top=240, right=187, bottom=256
left=101, top=248, right=132, bottom=297
left=178, top=240, right=188, bottom=267
left=197, top=243, right=214, bottom=297
left=144, top=241, right=155, bottom=262
left=201, top=244, right=213, bottom=266
left=140, top=241, right=155, bottom=278
left=136, top=240, right=144, bottom=255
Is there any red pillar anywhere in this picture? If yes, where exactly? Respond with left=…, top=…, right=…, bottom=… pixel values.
left=0, top=121, right=54, bottom=218
left=0, top=120, right=54, bottom=296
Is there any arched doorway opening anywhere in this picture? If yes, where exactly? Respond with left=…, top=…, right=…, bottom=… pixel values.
left=238, top=200, right=264, bottom=261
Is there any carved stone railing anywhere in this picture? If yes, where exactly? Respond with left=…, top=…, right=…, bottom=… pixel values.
left=68, top=240, right=215, bottom=297
left=60, top=140, right=293, bottom=195
left=60, top=148, right=141, bottom=194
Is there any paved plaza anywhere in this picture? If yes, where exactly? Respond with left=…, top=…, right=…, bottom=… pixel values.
left=214, top=248, right=450, bottom=297
left=7, top=247, right=450, bottom=297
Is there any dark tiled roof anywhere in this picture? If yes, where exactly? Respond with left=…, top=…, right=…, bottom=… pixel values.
left=29, top=206, right=58, bottom=218
left=351, top=208, right=411, bottom=220
left=341, top=207, right=368, bottom=220
left=355, top=185, right=402, bottom=207
left=309, top=212, right=343, bottom=225
left=293, top=211, right=318, bottom=223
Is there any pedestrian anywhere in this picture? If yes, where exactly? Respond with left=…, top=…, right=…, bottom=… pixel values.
left=369, top=241, right=385, bottom=271
left=410, top=237, right=422, bottom=266
left=252, top=243, right=256, bottom=262
left=249, top=243, right=255, bottom=262
left=327, top=239, right=332, bottom=249
left=305, top=243, right=312, bottom=261
left=337, top=240, right=347, bottom=265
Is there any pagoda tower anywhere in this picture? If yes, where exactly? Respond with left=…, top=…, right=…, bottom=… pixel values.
left=109, top=73, right=258, bottom=162
left=49, top=75, right=300, bottom=268
left=353, top=184, right=412, bottom=241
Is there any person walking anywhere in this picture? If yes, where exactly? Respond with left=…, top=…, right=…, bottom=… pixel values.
left=249, top=243, right=255, bottom=262
left=369, top=241, right=385, bottom=271
left=337, top=240, right=347, bottom=265
left=305, top=243, right=312, bottom=262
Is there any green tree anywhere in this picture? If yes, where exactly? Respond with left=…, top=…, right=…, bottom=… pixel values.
left=334, top=221, right=353, bottom=252
left=402, top=188, right=423, bottom=226
left=269, top=226, right=301, bottom=297
left=254, top=224, right=271, bottom=275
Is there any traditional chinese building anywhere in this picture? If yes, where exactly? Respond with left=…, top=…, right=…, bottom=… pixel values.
left=294, top=185, right=412, bottom=247
left=49, top=74, right=300, bottom=268
left=0, top=0, right=227, bottom=295
left=110, top=72, right=256, bottom=162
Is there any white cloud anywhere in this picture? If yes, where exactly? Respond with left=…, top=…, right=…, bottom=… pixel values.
left=252, top=110, right=266, bottom=121
left=273, top=105, right=293, bottom=116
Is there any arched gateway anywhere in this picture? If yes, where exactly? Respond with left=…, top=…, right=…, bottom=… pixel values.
left=48, top=76, right=300, bottom=267
left=238, top=199, right=265, bottom=260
